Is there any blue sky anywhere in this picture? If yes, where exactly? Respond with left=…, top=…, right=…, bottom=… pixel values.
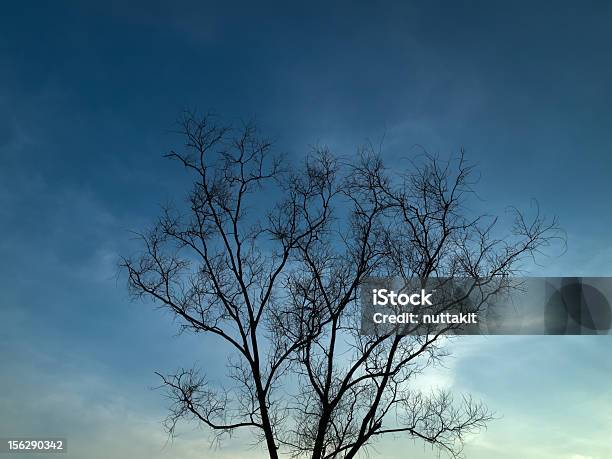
left=1, top=2, right=612, bottom=458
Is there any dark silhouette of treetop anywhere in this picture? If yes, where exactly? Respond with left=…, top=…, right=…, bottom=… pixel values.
left=122, top=113, right=560, bottom=459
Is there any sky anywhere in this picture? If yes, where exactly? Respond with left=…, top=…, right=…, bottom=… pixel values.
left=1, top=1, right=612, bottom=458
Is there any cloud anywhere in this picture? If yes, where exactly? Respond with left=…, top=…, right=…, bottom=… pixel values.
left=0, top=339, right=267, bottom=459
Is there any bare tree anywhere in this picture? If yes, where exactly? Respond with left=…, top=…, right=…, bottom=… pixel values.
left=122, top=113, right=561, bottom=459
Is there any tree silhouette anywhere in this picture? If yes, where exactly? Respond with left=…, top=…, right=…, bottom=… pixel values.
left=122, top=114, right=560, bottom=459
